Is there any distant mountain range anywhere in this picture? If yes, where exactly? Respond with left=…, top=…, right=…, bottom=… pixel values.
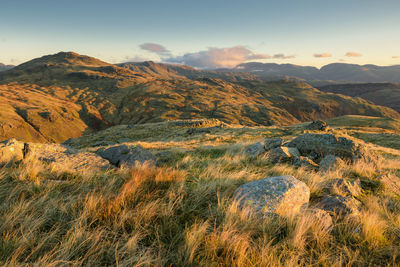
left=0, top=63, right=14, bottom=72
left=0, top=52, right=399, bottom=142
left=224, top=62, right=400, bottom=83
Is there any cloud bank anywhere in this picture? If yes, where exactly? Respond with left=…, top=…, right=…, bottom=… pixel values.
left=345, top=52, right=363, bottom=57
left=314, top=53, right=332, bottom=58
left=164, top=46, right=270, bottom=68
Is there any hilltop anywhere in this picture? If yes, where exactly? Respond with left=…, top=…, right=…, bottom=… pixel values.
left=0, top=52, right=399, bottom=143
left=0, top=63, right=14, bottom=72
left=229, top=62, right=400, bottom=83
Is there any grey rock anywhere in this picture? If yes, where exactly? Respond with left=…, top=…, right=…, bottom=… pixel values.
left=292, top=156, right=319, bottom=169
left=97, top=144, right=155, bottom=167
left=318, top=195, right=361, bottom=216
left=306, top=120, right=328, bottom=131
left=0, top=138, right=24, bottom=165
left=269, top=147, right=300, bottom=163
left=325, top=178, right=363, bottom=197
left=287, top=133, right=367, bottom=161
left=233, top=175, right=310, bottom=217
left=319, top=155, right=345, bottom=171
left=264, top=137, right=284, bottom=150
left=243, top=142, right=265, bottom=158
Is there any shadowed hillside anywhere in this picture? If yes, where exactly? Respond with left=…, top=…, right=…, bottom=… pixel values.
left=318, top=83, right=400, bottom=113
left=1, top=52, right=399, bottom=143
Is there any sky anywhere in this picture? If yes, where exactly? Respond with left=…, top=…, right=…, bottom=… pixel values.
left=1, top=0, right=399, bottom=68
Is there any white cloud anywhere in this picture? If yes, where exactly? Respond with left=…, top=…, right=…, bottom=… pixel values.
left=164, top=46, right=270, bottom=68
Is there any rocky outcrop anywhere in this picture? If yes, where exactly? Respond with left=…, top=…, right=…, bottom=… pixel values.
left=292, top=156, right=319, bottom=169
left=287, top=133, right=367, bottom=161
left=233, top=175, right=310, bottom=217
left=97, top=144, right=155, bottom=167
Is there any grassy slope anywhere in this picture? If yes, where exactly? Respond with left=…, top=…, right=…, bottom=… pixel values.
left=1, top=52, right=399, bottom=143
left=1, top=116, right=400, bottom=266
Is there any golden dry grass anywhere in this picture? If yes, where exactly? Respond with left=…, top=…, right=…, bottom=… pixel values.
left=1, top=132, right=400, bottom=266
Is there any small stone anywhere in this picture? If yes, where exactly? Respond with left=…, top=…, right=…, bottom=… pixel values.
left=264, top=137, right=284, bottom=150
left=269, top=147, right=300, bottom=163
left=318, top=195, right=361, bottom=217
left=306, top=120, right=328, bottom=131
left=292, top=156, right=318, bottom=169
left=319, top=155, right=345, bottom=171
left=97, top=144, right=155, bottom=167
left=243, top=142, right=265, bottom=158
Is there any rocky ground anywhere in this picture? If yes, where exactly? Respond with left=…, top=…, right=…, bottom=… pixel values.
left=0, top=116, right=400, bottom=265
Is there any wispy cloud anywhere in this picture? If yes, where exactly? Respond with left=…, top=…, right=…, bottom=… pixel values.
left=393, top=56, right=400, bottom=59
left=164, top=46, right=270, bottom=68
left=272, top=53, right=295, bottom=59
left=140, top=43, right=171, bottom=56
left=124, top=55, right=151, bottom=62
left=345, top=52, right=362, bottom=57
left=313, top=53, right=332, bottom=58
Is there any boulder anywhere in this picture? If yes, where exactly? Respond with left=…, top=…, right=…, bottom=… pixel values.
left=264, top=137, right=284, bottom=150
left=243, top=142, right=265, bottom=158
left=306, top=120, right=327, bottom=131
left=0, top=139, right=24, bottom=165
left=287, top=133, right=366, bottom=161
left=325, top=178, right=363, bottom=197
left=97, top=144, right=155, bottom=167
left=233, top=175, right=310, bottom=217
left=319, top=155, right=345, bottom=171
left=31, top=143, right=113, bottom=172
left=292, top=156, right=319, bottom=169
left=318, top=195, right=361, bottom=216
left=269, top=147, right=300, bottom=163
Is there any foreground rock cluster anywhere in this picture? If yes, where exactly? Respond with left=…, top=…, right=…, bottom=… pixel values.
left=0, top=139, right=155, bottom=171
left=245, top=131, right=373, bottom=171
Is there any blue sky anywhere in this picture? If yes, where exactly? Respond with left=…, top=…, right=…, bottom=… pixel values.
left=1, top=0, right=399, bottom=68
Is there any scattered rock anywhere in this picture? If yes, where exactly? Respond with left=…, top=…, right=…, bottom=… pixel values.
left=264, top=137, right=284, bottom=150
left=318, top=195, right=361, bottom=216
left=233, top=175, right=310, bottom=217
left=287, top=133, right=367, bottom=161
left=319, top=155, right=345, bottom=171
left=305, top=208, right=333, bottom=229
left=325, top=178, right=363, bottom=198
left=292, top=156, right=319, bottom=169
left=306, top=120, right=328, bottom=131
left=0, top=139, right=24, bottom=165
left=97, top=144, right=155, bottom=167
left=243, top=142, right=265, bottom=158
left=269, top=147, right=300, bottom=163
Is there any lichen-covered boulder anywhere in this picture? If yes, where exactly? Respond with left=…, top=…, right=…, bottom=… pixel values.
left=0, top=138, right=24, bottom=165
left=264, top=137, right=284, bottom=150
left=319, top=155, right=345, bottom=171
left=287, top=133, right=366, bottom=161
left=233, top=175, right=310, bottom=217
left=318, top=195, right=361, bottom=216
left=269, top=147, right=300, bottom=163
left=243, top=142, right=265, bottom=158
left=97, top=144, right=155, bottom=167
